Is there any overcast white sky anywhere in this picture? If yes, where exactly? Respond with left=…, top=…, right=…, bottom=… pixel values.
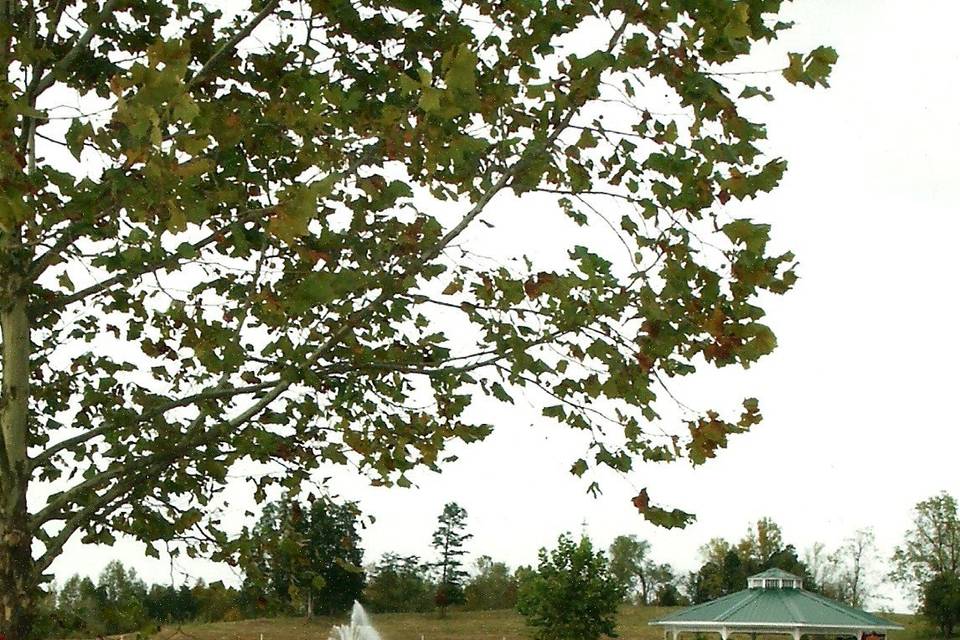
left=47, top=0, right=960, bottom=614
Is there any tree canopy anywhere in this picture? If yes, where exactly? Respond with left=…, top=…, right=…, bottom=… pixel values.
left=0, top=0, right=833, bottom=637
left=364, top=553, right=434, bottom=614
left=240, top=494, right=365, bottom=617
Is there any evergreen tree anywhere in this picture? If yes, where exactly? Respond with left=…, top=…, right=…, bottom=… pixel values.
left=432, top=502, right=472, bottom=615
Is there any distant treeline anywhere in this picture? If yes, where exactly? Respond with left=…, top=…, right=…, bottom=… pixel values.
left=38, top=491, right=960, bottom=639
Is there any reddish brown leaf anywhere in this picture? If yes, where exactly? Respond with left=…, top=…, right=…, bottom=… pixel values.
left=632, top=488, right=650, bottom=513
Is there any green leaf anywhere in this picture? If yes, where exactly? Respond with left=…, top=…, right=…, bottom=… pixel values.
left=490, top=382, right=514, bottom=404
left=740, top=86, right=774, bottom=101
left=444, top=46, right=478, bottom=94
left=570, top=458, right=588, bottom=477
left=65, top=120, right=94, bottom=160
left=418, top=86, right=442, bottom=113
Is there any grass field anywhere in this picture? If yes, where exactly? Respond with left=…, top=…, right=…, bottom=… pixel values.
left=158, top=607, right=930, bottom=640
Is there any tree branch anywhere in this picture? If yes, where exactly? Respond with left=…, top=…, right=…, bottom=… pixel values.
left=29, top=380, right=278, bottom=473
left=36, top=207, right=271, bottom=315
left=185, top=0, right=282, bottom=89
left=29, top=0, right=120, bottom=98
left=33, top=462, right=153, bottom=577
left=31, top=466, right=125, bottom=529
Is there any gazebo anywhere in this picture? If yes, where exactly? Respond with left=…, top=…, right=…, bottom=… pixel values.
left=650, top=569, right=903, bottom=640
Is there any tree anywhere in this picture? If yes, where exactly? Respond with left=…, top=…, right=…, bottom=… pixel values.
left=364, top=553, right=434, bottom=613
left=688, top=519, right=810, bottom=602
left=54, top=575, right=99, bottom=634
left=814, top=529, right=880, bottom=608
left=0, top=1, right=835, bottom=636
left=52, top=562, right=150, bottom=636
left=765, top=544, right=810, bottom=582
left=804, top=542, right=837, bottom=595
left=144, top=584, right=182, bottom=626
left=690, top=537, right=746, bottom=602
left=923, top=573, right=960, bottom=638
left=192, top=580, right=241, bottom=623
left=687, top=539, right=730, bottom=603
left=242, top=495, right=365, bottom=617
left=721, top=549, right=747, bottom=595
left=94, top=560, right=149, bottom=634
left=608, top=535, right=647, bottom=603
left=517, top=533, right=623, bottom=640
left=893, top=492, right=960, bottom=602
left=464, top=556, right=518, bottom=610
left=654, top=582, right=684, bottom=607
left=701, top=538, right=735, bottom=567
left=687, top=563, right=722, bottom=604
left=607, top=535, right=671, bottom=605
left=840, top=530, right=877, bottom=608
left=737, top=517, right=785, bottom=571
left=432, top=502, right=472, bottom=614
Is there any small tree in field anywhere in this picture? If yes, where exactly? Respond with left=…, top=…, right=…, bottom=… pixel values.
left=517, top=534, right=623, bottom=640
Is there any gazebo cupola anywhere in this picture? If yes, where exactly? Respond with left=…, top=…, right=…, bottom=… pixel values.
left=747, top=567, right=803, bottom=590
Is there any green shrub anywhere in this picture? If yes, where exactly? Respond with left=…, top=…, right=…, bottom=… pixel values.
left=517, top=534, right=623, bottom=640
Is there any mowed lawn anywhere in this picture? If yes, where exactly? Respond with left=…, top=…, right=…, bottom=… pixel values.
left=155, top=607, right=927, bottom=640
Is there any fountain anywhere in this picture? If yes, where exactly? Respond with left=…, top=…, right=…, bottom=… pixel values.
left=328, top=601, right=383, bottom=640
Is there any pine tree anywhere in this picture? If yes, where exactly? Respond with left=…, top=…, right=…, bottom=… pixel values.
left=432, top=502, right=472, bottom=616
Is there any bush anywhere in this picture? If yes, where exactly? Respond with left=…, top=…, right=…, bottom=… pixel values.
left=516, top=534, right=623, bottom=640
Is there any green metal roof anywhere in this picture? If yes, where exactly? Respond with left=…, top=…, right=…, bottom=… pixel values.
left=651, top=588, right=903, bottom=631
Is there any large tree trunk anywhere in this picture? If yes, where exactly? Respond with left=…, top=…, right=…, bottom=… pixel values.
left=0, top=293, right=34, bottom=640
left=0, top=495, right=33, bottom=640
